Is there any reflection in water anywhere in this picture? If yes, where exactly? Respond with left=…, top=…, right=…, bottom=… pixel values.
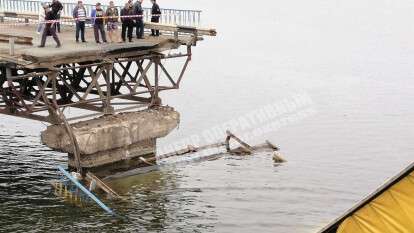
left=108, top=167, right=217, bottom=232
left=2, top=0, right=414, bottom=231
left=110, top=170, right=178, bottom=231
left=0, top=132, right=217, bottom=232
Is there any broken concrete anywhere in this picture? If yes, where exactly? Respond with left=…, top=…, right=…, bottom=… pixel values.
left=68, top=139, right=156, bottom=168
left=41, top=106, right=179, bottom=174
left=41, top=106, right=179, bottom=155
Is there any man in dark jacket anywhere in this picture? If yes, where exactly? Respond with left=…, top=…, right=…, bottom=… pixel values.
left=50, top=0, right=63, bottom=33
left=150, top=0, right=161, bottom=36
left=39, top=4, right=61, bottom=48
left=133, top=0, right=144, bottom=39
left=121, top=3, right=134, bottom=42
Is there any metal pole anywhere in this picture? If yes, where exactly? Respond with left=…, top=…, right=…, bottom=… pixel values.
left=154, top=58, right=159, bottom=101
left=9, top=38, right=15, bottom=56
left=57, top=166, right=115, bottom=216
left=104, top=65, right=114, bottom=114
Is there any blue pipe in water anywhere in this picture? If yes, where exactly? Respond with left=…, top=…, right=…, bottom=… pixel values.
left=57, top=166, right=115, bottom=216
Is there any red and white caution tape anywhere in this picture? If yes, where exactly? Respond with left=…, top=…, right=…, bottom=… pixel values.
left=0, top=14, right=164, bottom=27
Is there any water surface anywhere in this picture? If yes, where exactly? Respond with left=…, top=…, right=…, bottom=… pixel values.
left=1, top=0, right=414, bottom=232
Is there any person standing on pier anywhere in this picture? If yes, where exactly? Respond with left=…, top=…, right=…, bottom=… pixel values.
left=121, top=3, right=134, bottom=42
left=39, top=4, right=61, bottom=48
left=91, top=3, right=107, bottom=43
left=50, top=0, right=63, bottom=33
left=133, top=0, right=144, bottom=39
left=150, top=0, right=161, bottom=36
left=37, top=4, right=46, bottom=35
left=106, top=1, right=121, bottom=43
left=73, top=1, right=87, bottom=43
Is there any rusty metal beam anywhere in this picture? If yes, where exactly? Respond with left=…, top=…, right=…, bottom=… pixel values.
left=0, top=52, right=191, bottom=122
left=0, top=109, right=52, bottom=123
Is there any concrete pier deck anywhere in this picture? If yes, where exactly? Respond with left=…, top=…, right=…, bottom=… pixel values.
left=0, top=24, right=199, bottom=68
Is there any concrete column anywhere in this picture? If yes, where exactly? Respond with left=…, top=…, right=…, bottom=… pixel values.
left=41, top=107, right=180, bottom=175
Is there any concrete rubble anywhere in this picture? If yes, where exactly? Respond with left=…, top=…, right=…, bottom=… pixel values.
left=41, top=107, right=180, bottom=170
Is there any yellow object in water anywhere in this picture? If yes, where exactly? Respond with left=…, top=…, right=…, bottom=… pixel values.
left=320, top=163, right=414, bottom=233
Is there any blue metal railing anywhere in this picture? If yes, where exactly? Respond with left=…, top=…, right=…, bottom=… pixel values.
left=57, top=166, right=115, bottom=216
left=0, top=0, right=202, bottom=26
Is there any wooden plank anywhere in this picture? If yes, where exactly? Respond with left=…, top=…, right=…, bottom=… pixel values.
left=20, top=42, right=173, bottom=67
left=144, top=22, right=217, bottom=36
left=0, top=33, right=32, bottom=41
left=225, top=130, right=253, bottom=153
left=86, top=172, right=122, bottom=200
left=265, top=140, right=280, bottom=151
left=139, top=157, right=156, bottom=166
left=0, top=34, right=33, bottom=45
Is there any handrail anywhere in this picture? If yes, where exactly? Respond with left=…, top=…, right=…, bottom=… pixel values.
left=57, top=166, right=115, bottom=216
left=0, top=0, right=201, bottom=26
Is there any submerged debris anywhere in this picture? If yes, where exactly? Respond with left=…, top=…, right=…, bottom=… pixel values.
left=52, top=130, right=286, bottom=216
left=53, top=166, right=116, bottom=216
left=106, top=130, right=286, bottom=179
left=272, top=151, right=286, bottom=163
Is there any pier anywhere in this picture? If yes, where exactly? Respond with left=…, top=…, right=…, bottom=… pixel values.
left=0, top=0, right=216, bottom=175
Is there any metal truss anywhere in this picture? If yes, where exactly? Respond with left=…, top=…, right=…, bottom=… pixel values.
left=0, top=49, right=192, bottom=123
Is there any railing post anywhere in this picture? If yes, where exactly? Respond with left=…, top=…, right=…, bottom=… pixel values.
left=9, top=37, right=15, bottom=56
left=153, top=57, right=160, bottom=106
left=103, top=64, right=114, bottom=115
left=1, top=0, right=202, bottom=27
left=0, top=0, right=4, bottom=23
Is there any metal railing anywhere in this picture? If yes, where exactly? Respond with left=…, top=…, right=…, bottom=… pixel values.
left=0, top=0, right=201, bottom=26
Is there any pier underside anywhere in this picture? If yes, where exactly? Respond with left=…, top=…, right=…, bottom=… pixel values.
left=0, top=25, right=196, bottom=123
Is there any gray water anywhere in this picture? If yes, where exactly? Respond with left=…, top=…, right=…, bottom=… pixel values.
left=1, top=0, right=414, bottom=232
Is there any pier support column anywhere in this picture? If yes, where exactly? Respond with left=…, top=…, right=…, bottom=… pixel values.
left=46, top=72, right=63, bottom=125
left=41, top=107, right=180, bottom=176
left=103, top=64, right=114, bottom=115
left=151, top=57, right=162, bottom=107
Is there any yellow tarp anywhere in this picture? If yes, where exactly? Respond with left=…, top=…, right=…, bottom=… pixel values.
left=337, top=172, right=414, bottom=233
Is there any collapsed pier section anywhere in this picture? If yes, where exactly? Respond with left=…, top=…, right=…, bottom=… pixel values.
left=0, top=20, right=216, bottom=175
left=42, top=107, right=180, bottom=176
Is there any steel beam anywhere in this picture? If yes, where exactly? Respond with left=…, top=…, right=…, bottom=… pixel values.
left=0, top=53, right=192, bottom=122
